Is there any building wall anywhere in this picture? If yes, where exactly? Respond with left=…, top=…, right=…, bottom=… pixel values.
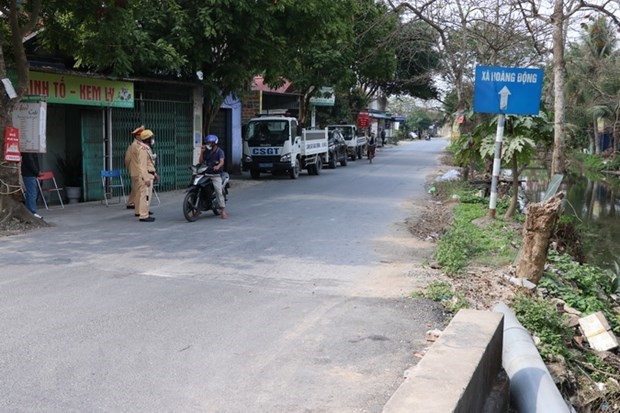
left=220, top=95, right=242, bottom=173
left=242, top=91, right=261, bottom=124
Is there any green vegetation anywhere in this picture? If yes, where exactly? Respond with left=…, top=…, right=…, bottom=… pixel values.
left=512, top=293, right=574, bottom=361
left=433, top=185, right=518, bottom=275
left=540, top=251, right=620, bottom=334
left=431, top=178, right=620, bottom=410
left=412, top=280, right=469, bottom=314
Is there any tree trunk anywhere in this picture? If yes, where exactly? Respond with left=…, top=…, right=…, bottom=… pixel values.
left=613, top=114, right=619, bottom=155
left=0, top=0, right=42, bottom=223
left=504, top=156, right=519, bottom=218
left=516, top=192, right=564, bottom=284
left=551, top=0, right=566, bottom=174
left=593, top=116, right=601, bottom=154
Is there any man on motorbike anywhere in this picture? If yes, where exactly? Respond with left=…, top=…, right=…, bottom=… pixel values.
left=199, top=134, right=228, bottom=219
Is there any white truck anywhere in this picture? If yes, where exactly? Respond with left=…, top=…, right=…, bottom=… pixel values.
left=327, top=124, right=366, bottom=161
left=242, top=115, right=329, bottom=179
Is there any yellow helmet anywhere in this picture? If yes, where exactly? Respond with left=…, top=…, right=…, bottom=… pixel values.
left=139, top=129, right=154, bottom=140
left=132, top=125, right=145, bottom=136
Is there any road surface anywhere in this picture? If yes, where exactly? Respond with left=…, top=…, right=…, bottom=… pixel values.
left=1, top=138, right=448, bottom=413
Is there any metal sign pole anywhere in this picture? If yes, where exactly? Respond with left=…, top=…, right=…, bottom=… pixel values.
left=489, top=114, right=505, bottom=218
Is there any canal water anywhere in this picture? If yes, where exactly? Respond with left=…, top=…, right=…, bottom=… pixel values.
left=522, top=170, right=620, bottom=270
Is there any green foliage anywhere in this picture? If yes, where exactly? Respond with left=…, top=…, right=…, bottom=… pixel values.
left=413, top=281, right=469, bottom=314
left=513, top=293, right=574, bottom=361
left=581, top=351, right=616, bottom=382
left=435, top=199, right=518, bottom=275
left=572, top=152, right=607, bottom=171
left=540, top=251, right=620, bottom=334
left=564, top=16, right=620, bottom=151
left=452, top=133, right=481, bottom=169
left=385, top=20, right=440, bottom=99
left=477, top=113, right=553, bottom=166
left=404, top=108, right=436, bottom=133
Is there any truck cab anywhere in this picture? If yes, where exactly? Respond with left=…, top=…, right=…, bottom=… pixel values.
left=327, top=124, right=366, bottom=161
left=243, top=116, right=328, bottom=179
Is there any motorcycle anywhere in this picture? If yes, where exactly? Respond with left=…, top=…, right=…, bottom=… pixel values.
left=182, top=164, right=230, bottom=222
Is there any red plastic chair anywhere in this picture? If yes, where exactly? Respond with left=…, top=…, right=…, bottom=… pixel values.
left=37, top=171, right=65, bottom=210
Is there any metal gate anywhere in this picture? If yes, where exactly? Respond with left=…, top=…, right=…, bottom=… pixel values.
left=111, top=94, right=193, bottom=192
left=81, top=109, right=104, bottom=201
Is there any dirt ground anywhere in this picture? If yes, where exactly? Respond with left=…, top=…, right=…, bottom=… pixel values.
left=404, top=157, right=522, bottom=310
left=0, top=215, right=38, bottom=237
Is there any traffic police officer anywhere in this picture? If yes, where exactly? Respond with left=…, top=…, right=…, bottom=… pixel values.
left=125, top=125, right=144, bottom=209
left=130, top=129, right=156, bottom=222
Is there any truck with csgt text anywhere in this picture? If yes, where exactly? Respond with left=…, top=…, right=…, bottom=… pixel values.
left=242, top=115, right=329, bottom=179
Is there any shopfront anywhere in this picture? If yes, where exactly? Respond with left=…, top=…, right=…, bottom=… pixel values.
left=18, top=70, right=200, bottom=203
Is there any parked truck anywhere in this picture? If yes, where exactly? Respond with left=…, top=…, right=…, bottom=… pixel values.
left=242, top=115, right=329, bottom=179
left=327, top=124, right=366, bottom=161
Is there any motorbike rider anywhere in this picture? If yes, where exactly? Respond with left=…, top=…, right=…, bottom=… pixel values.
left=199, top=134, right=227, bottom=219
left=367, top=132, right=377, bottom=160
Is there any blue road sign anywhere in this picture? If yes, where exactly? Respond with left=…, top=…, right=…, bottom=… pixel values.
left=473, top=65, right=544, bottom=115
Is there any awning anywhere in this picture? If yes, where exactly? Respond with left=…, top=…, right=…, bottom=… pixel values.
left=368, top=112, right=391, bottom=119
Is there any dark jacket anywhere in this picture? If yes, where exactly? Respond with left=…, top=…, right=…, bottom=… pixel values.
left=21, top=153, right=40, bottom=177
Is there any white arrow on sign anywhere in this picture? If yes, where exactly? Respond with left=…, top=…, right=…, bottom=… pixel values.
left=498, top=86, right=511, bottom=110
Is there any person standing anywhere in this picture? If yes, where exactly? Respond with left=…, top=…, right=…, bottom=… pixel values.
left=199, top=134, right=227, bottom=219
left=380, top=128, right=386, bottom=147
left=125, top=125, right=145, bottom=209
left=130, top=129, right=156, bottom=222
left=21, top=152, right=43, bottom=219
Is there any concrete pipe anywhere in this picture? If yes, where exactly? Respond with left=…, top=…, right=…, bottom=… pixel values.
left=493, top=302, right=572, bottom=413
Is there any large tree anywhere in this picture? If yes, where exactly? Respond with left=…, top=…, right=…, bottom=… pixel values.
left=387, top=0, right=542, bottom=118
left=40, top=0, right=291, bottom=132
left=272, top=0, right=358, bottom=125
left=0, top=0, right=43, bottom=223
left=516, top=0, right=620, bottom=174
left=565, top=16, right=620, bottom=154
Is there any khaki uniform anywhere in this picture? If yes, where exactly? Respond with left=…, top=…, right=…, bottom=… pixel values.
left=129, top=141, right=155, bottom=219
left=125, top=142, right=137, bottom=207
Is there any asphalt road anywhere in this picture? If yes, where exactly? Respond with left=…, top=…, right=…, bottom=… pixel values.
left=1, top=138, right=449, bottom=413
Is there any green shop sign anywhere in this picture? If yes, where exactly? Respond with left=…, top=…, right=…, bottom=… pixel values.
left=24, top=71, right=134, bottom=108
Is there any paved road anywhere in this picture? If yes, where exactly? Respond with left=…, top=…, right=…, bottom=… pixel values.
left=1, top=139, right=448, bottom=413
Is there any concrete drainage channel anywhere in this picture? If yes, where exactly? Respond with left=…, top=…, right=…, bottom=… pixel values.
left=382, top=306, right=571, bottom=413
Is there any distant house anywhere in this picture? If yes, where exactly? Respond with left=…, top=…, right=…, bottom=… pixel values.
left=241, top=77, right=302, bottom=124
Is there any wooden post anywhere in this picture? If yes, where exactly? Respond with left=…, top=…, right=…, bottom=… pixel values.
left=516, top=193, right=564, bottom=284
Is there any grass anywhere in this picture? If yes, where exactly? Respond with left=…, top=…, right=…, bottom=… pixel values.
left=433, top=185, right=519, bottom=276
left=427, top=169, right=620, bottom=411
left=412, top=280, right=469, bottom=314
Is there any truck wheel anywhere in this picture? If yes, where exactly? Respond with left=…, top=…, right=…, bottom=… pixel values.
left=289, top=158, right=300, bottom=179
left=315, top=157, right=322, bottom=175
left=340, top=154, right=347, bottom=167
left=250, top=169, right=260, bottom=179
left=307, top=162, right=316, bottom=175
left=328, top=152, right=337, bottom=169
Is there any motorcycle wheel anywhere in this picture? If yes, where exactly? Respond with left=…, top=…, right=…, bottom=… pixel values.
left=183, top=191, right=201, bottom=222
left=211, top=192, right=221, bottom=215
